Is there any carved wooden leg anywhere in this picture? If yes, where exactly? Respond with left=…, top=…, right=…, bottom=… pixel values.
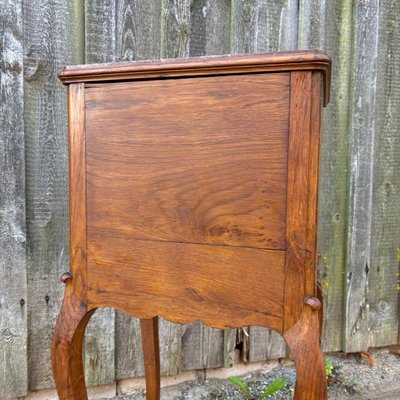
left=52, top=294, right=95, bottom=400
left=283, top=303, right=327, bottom=400
left=140, top=317, right=160, bottom=400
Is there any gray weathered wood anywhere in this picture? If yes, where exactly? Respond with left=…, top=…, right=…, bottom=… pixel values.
left=189, top=0, right=231, bottom=56
left=85, top=0, right=184, bottom=379
left=230, top=0, right=298, bottom=54
left=84, top=308, right=116, bottom=386
left=181, top=322, right=224, bottom=370
left=85, top=0, right=117, bottom=63
left=161, top=0, right=191, bottom=58
left=178, top=0, right=236, bottom=371
left=366, top=0, right=400, bottom=349
left=299, top=0, right=354, bottom=352
left=249, top=328, right=288, bottom=362
left=0, top=1, right=28, bottom=397
left=344, top=0, right=380, bottom=352
left=231, top=0, right=298, bottom=362
left=84, top=0, right=117, bottom=387
left=115, top=313, right=144, bottom=379
left=116, top=0, right=162, bottom=61
left=224, top=330, right=237, bottom=369
left=23, top=0, right=84, bottom=389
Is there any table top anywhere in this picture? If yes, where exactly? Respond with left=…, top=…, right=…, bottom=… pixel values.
left=58, top=50, right=331, bottom=105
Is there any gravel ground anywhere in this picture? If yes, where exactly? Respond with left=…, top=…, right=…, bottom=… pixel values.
left=118, top=348, right=400, bottom=400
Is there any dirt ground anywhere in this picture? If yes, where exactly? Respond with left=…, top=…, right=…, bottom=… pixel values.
left=118, top=348, right=400, bottom=400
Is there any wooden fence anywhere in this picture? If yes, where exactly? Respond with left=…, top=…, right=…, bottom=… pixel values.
left=1, top=0, right=399, bottom=398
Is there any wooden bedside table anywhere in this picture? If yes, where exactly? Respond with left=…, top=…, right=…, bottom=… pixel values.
left=52, top=51, right=331, bottom=400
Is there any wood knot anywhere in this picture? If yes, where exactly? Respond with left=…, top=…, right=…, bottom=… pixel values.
left=60, top=272, right=72, bottom=284
left=304, top=296, right=321, bottom=311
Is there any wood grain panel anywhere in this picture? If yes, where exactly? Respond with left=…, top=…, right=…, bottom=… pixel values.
left=85, top=73, right=289, bottom=251
left=87, top=236, right=284, bottom=331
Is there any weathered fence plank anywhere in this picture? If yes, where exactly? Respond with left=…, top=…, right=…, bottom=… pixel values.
left=0, top=1, right=28, bottom=398
left=230, top=0, right=298, bottom=362
left=182, top=322, right=224, bottom=371
left=231, top=0, right=297, bottom=54
left=85, top=0, right=117, bottom=63
left=189, top=0, right=231, bottom=56
left=84, top=0, right=118, bottom=387
left=180, top=1, right=235, bottom=372
left=23, top=0, right=84, bottom=389
left=344, top=0, right=380, bottom=352
left=298, top=0, right=354, bottom=352
left=115, top=314, right=145, bottom=379
left=161, top=0, right=191, bottom=58
left=366, top=0, right=400, bottom=349
left=116, top=0, right=162, bottom=61
left=84, top=308, right=116, bottom=386
left=85, top=0, right=184, bottom=379
left=119, top=0, right=184, bottom=378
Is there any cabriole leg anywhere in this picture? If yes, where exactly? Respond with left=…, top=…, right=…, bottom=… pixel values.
left=52, top=294, right=95, bottom=400
left=283, top=303, right=327, bottom=400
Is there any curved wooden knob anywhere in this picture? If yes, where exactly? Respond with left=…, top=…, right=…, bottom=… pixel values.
left=60, top=272, right=72, bottom=284
left=304, top=296, right=321, bottom=311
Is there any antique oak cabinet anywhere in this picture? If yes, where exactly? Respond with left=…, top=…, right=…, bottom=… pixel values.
left=52, top=51, right=331, bottom=400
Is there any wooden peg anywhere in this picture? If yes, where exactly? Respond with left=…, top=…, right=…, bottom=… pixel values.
left=60, top=272, right=72, bottom=284
left=304, top=296, right=321, bottom=311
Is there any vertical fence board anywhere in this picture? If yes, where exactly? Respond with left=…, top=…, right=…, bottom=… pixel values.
left=85, top=0, right=117, bottom=63
left=117, top=0, right=183, bottom=378
left=158, top=0, right=193, bottom=375
left=23, top=0, right=84, bottom=389
left=0, top=1, right=28, bottom=397
left=231, top=0, right=299, bottom=362
left=116, top=0, right=162, bottom=61
left=344, top=0, right=380, bottom=352
left=181, top=322, right=224, bottom=371
left=181, top=0, right=233, bottom=372
left=189, top=0, right=231, bottom=57
left=115, top=314, right=145, bottom=379
left=299, top=0, right=354, bottom=352
left=161, top=0, right=191, bottom=58
left=84, top=0, right=117, bottom=387
left=230, top=0, right=297, bottom=54
left=249, top=329, right=287, bottom=363
left=84, top=308, right=116, bottom=386
left=367, top=0, right=400, bottom=348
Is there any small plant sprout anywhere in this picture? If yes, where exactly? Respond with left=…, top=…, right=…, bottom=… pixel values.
left=259, top=378, right=286, bottom=399
left=228, top=376, right=251, bottom=400
left=325, top=357, right=334, bottom=377
left=228, top=376, right=286, bottom=399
